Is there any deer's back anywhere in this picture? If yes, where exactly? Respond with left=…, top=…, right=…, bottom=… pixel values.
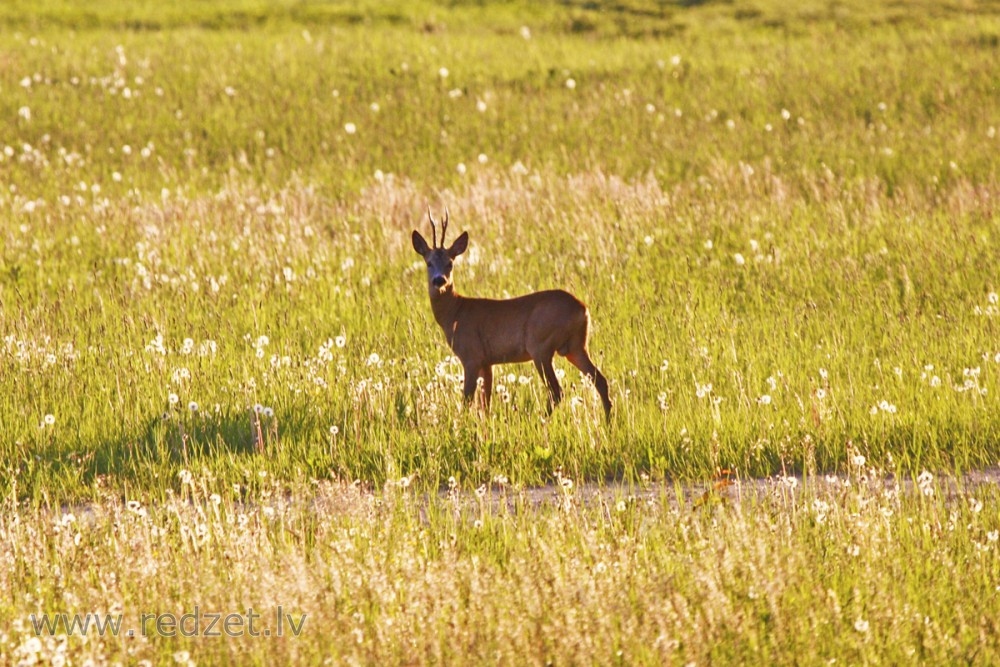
left=452, top=290, right=588, bottom=364
left=465, top=289, right=586, bottom=321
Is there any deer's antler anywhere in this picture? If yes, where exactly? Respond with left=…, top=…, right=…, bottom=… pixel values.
left=441, top=208, right=450, bottom=247
left=427, top=206, right=438, bottom=248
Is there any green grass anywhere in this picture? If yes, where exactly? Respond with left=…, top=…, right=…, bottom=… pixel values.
left=1, top=0, right=999, bottom=662
left=1, top=0, right=997, bottom=497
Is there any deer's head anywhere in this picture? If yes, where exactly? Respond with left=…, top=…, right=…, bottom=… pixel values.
left=412, top=207, right=469, bottom=295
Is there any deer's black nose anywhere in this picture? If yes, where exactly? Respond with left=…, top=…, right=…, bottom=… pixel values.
left=432, top=276, right=447, bottom=288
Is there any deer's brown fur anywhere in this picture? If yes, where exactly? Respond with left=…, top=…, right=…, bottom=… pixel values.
left=412, top=209, right=612, bottom=419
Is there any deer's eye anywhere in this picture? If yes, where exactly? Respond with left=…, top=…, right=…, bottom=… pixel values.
left=446, top=261, right=453, bottom=270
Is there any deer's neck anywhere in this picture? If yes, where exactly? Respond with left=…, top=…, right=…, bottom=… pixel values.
left=429, top=287, right=463, bottom=341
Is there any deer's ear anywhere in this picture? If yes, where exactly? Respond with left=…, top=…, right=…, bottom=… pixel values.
left=448, top=231, right=469, bottom=258
left=412, top=230, right=431, bottom=256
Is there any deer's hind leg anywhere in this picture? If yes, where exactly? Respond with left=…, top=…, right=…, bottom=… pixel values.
left=531, top=350, right=563, bottom=413
left=565, top=349, right=612, bottom=419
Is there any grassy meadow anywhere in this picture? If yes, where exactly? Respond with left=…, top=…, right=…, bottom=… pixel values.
left=1, top=0, right=1000, bottom=663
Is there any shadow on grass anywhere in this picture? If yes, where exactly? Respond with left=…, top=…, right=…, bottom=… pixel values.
left=104, top=407, right=268, bottom=472
left=3, top=408, right=292, bottom=502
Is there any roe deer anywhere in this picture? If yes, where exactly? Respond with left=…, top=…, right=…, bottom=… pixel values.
left=411, top=208, right=612, bottom=419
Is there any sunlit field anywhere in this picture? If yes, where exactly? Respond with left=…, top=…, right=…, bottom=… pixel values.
left=1, top=0, right=999, bottom=663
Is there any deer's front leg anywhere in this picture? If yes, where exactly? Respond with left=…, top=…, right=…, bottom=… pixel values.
left=479, top=365, right=493, bottom=410
left=462, top=364, right=480, bottom=406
